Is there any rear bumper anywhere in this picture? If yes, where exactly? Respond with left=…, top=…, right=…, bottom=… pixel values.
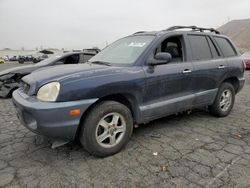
left=12, top=89, right=97, bottom=140
left=238, top=77, right=245, bottom=93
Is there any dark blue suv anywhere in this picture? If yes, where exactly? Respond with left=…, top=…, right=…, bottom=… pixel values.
left=12, top=26, right=245, bottom=157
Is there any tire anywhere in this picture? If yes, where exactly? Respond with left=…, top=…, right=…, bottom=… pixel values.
left=79, top=101, right=133, bottom=157
left=209, top=82, right=235, bottom=117
left=18, top=60, right=24, bottom=64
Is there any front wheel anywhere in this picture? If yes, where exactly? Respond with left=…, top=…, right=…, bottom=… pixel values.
left=79, top=101, right=133, bottom=157
left=209, top=82, right=235, bottom=117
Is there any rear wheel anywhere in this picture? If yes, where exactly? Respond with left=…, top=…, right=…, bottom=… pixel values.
left=209, top=82, right=235, bottom=117
left=79, top=101, right=133, bottom=157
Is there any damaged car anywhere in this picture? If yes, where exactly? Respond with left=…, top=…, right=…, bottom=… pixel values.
left=0, top=51, right=96, bottom=98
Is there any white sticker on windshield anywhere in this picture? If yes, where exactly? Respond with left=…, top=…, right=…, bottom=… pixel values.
left=128, top=42, right=146, bottom=47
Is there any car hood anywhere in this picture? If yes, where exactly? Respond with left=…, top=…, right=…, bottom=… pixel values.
left=0, top=64, right=41, bottom=76
left=22, top=63, right=125, bottom=87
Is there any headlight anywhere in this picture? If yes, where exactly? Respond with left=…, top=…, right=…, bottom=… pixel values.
left=37, top=82, right=60, bottom=102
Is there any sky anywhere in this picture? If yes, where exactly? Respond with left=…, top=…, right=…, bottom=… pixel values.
left=0, top=0, right=250, bottom=50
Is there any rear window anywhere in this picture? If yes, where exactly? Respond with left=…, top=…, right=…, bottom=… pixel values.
left=214, top=37, right=236, bottom=57
left=188, top=35, right=212, bottom=61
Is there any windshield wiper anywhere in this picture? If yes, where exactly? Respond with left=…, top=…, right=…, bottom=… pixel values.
left=89, top=61, right=111, bottom=66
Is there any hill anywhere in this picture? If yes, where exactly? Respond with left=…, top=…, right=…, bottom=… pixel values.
left=218, top=19, right=250, bottom=52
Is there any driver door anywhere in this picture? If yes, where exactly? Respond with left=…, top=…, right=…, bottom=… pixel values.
left=141, top=35, right=195, bottom=121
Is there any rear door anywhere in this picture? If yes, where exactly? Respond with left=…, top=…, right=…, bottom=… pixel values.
left=187, top=34, right=226, bottom=106
left=213, top=36, right=241, bottom=78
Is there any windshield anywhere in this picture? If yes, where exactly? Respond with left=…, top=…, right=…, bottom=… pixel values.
left=35, top=55, right=62, bottom=66
left=89, top=35, right=154, bottom=65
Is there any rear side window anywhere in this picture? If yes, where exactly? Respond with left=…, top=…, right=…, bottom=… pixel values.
left=188, top=35, right=212, bottom=61
left=214, top=37, right=236, bottom=57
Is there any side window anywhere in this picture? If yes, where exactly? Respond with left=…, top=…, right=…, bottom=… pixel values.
left=64, top=54, right=79, bottom=64
left=213, top=37, right=236, bottom=57
left=207, top=37, right=220, bottom=58
left=83, top=54, right=94, bottom=63
left=155, top=36, right=183, bottom=63
left=188, top=35, right=212, bottom=61
left=79, top=54, right=85, bottom=63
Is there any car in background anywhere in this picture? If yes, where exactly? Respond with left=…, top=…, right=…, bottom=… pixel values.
left=0, top=57, right=4, bottom=64
left=17, top=56, right=26, bottom=64
left=32, top=54, right=49, bottom=63
left=4, top=56, right=9, bottom=62
left=0, top=51, right=96, bottom=98
left=242, top=52, right=250, bottom=70
left=83, top=48, right=101, bottom=54
left=18, top=55, right=35, bottom=64
left=9, top=56, right=19, bottom=62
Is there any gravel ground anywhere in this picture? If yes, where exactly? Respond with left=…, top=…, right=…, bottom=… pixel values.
left=0, top=64, right=250, bottom=188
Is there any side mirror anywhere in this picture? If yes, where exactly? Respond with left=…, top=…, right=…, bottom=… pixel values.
left=149, top=52, right=172, bottom=66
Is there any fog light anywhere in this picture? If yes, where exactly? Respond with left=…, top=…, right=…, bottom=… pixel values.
left=29, top=121, right=38, bottom=130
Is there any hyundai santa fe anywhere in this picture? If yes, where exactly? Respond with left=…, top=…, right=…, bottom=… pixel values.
left=12, top=26, right=245, bottom=157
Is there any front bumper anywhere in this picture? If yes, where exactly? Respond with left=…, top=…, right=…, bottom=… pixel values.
left=12, top=89, right=97, bottom=140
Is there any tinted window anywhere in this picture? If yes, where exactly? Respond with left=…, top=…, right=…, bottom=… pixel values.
left=62, top=54, right=79, bottom=64
left=207, top=37, right=220, bottom=58
left=189, top=35, right=212, bottom=61
left=214, top=37, right=236, bottom=57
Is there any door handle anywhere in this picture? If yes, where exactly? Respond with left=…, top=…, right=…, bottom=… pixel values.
left=182, top=69, right=192, bottom=73
left=218, top=65, right=225, bottom=69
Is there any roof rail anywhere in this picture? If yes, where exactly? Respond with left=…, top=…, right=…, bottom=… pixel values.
left=165, top=26, right=220, bottom=34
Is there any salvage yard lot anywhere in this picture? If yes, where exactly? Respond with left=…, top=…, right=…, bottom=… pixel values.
left=0, top=63, right=250, bottom=187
